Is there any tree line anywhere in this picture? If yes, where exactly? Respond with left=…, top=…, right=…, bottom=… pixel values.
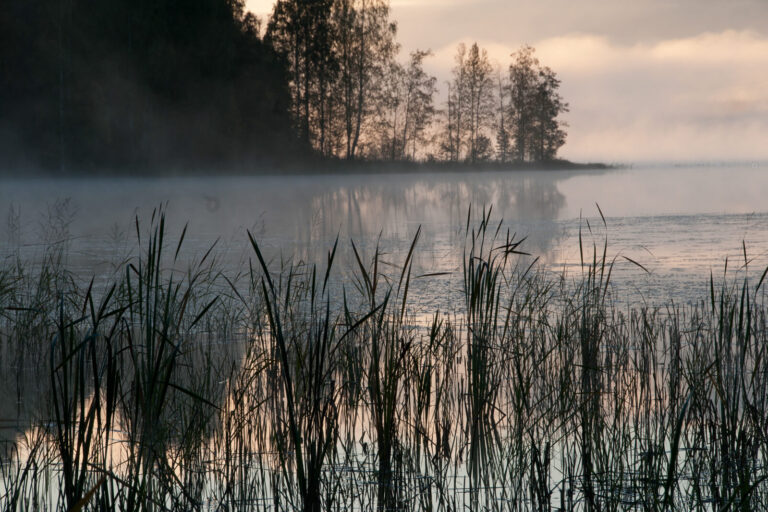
left=0, top=0, right=298, bottom=172
left=0, top=0, right=569, bottom=172
left=265, top=0, right=568, bottom=165
left=442, top=44, right=568, bottom=164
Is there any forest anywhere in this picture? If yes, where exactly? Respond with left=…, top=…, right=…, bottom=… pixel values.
left=0, top=0, right=569, bottom=172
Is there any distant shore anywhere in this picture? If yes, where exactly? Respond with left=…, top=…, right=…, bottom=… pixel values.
left=288, top=158, right=615, bottom=176
left=0, top=158, right=615, bottom=178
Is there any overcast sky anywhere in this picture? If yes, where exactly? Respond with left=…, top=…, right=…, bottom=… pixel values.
left=246, top=0, right=768, bottom=163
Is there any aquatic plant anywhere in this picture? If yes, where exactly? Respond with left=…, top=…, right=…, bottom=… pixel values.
left=1, top=208, right=768, bottom=511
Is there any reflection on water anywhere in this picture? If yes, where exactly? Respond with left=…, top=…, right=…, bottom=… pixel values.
left=3, top=163, right=768, bottom=508
left=1, top=163, right=767, bottom=306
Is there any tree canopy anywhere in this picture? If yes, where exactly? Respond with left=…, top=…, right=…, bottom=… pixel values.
left=1, top=0, right=296, bottom=172
left=0, top=0, right=571, bottom=172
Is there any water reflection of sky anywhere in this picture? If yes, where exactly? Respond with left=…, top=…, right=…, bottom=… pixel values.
left=1, top=163, right=767, bottom=307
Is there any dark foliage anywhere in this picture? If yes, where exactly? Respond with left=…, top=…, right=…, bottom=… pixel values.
left=0, top=0, right=301, bottom=172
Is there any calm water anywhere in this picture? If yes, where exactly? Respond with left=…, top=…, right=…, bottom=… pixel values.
left=2, top=163, right=768, bottom=508
left=2, top=162, right=767, bottom=307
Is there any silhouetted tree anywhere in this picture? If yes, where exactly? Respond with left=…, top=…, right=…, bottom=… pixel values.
left=495, top=69, right=512, bottom=163
left=1, top=0, right=572, bottom=171
left=332, top=0, right=398, bottom=160
left=508, top=45, right=538, bottom=162
left=372, top=50, right=437, bottom=160
left=399, top=50, right=438, bottom=160
left=370, top=58, right=402, bottom=159
left=440, top=43, right=495, bottom=163
left=531, top=65, right=568, bottom=161
left=267, top=0, right=398, bottom=160
left=266, top=0, right=337, bottom=148
left=439, top=43, right=467, bottom=162
left=463, top=43, right=495, bottom=163
left=507, top=45, right=568, bottom=162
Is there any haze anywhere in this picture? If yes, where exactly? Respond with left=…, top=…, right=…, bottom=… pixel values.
left=248, top=0, right=768, bottom=163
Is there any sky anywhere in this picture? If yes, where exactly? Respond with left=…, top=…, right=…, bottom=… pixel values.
left=245, top=0, right=768, bottom=163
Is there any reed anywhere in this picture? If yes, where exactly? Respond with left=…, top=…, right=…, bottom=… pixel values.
left=1, top=207, right=768, bottom=511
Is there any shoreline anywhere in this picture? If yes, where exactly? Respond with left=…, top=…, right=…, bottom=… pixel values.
left=0, top=158, right=617, bottom=179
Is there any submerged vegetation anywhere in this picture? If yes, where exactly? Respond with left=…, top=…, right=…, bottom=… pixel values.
left=2, top=208, right=768, bottom=510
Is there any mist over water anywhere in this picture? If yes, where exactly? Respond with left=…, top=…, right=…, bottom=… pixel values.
left=3, top=163, right=768, bottom=510
left=2, top=162, right=767, bottom=307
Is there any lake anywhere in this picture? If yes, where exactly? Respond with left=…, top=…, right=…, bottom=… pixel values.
left=2, top=162, right=767, bottom=308
left=2, top=162, right=768, bottom=510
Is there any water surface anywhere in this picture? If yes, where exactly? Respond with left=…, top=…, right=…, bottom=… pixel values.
left=2, top=162, right=767, bottom=306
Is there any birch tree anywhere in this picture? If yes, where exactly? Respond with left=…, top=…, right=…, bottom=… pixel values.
left=333, top=0, right=398, bottom=159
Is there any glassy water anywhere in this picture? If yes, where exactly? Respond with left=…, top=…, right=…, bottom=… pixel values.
left=2, top=162, right=767, bottom=307
left=2, top=163, right=768, bottom=510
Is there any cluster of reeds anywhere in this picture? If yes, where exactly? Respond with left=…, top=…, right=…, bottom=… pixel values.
left=2, top=207, right=768, bottom=511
